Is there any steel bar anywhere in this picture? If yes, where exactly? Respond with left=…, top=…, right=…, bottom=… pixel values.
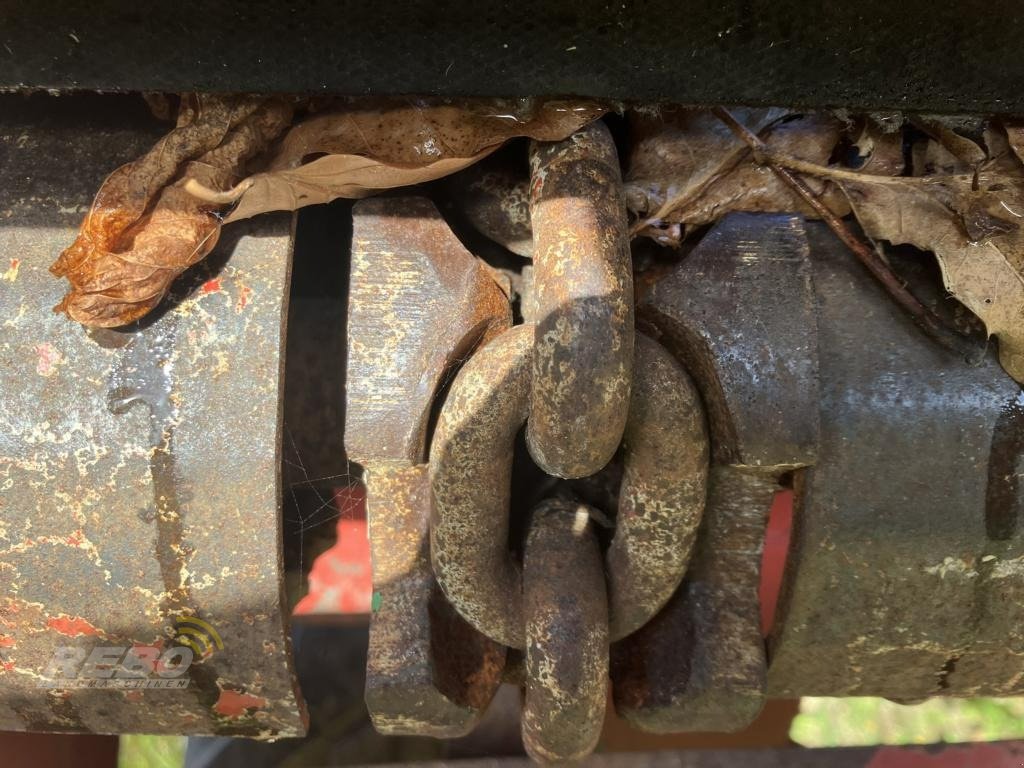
left=4, top=3, right=1024, bottom=114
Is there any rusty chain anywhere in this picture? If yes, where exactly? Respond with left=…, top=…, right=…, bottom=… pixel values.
left=347, top=123, right=749, bottom=763
left=429, top=328, right=709, bottom=647
left=424, top=124, right=710, bottom=761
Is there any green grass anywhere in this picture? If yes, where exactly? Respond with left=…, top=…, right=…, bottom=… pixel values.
left=791, top=697, right=1024, bottom=747
left=118, top=734, right=186, bottom=768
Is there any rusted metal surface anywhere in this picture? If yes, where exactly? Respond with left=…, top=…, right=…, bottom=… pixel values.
left=430, top=325, right=534, bottom=649
left=431, top=326, right=708, bottom=650
left=768, top=222, right=1024, bottom=698
left=346, top=196, right=512, bottom=464
left=0, top=105, right=304, bottom=734
left=527, top=121, right=634, bottom=479
left=365, top=464, right=504, bottom=736
left=606, top=334, right=708, bottom=641
left=344, top=196, right=512, bottom=734
left=613, top=467, right=777, bottom=733
left=448, top=156, right=534, bottom=258
left=522, top=499, right=608, bottom=764
left=640, top=212, right=819, bottom=468
left=615, top=213, right=821, bottom=731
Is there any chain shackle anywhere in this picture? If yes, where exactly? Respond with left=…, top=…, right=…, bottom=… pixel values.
left=430, top=326, right=708, bottom=648
left=522, top=499, right=609, bottom=763
left=527, top=121, right=634, bottom=479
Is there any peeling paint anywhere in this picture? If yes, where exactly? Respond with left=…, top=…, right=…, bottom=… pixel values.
left=214, top=689, right=268, bottom=718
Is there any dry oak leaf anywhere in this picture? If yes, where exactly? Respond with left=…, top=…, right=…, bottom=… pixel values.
left=184, top=98, right=607, bottom=223
left=818, top=122, right=1024, bottom=383
left=51, top=96, right=293, bottom=327
left=625, top=108, right=903, bottom=245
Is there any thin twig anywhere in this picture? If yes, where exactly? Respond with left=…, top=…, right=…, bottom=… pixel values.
left=712, top=106, right=972, bottom=357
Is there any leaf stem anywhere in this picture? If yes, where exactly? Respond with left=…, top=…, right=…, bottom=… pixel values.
left=712, top=106, right=972, bottom=357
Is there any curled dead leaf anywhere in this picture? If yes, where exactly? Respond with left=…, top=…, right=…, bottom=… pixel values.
left=51, top=96, right=293, bottom=327
left=187, top=98, right=607, bottom=223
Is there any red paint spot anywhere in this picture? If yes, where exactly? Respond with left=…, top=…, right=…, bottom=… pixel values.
left=214, top=689, right=268, bottom=717
left=235, top=283, right=253, bottom=312
left=34, top=343, right=61, bottom=377
left=47, top=614, right=103, bottom=638
left=759, top=488, right=793, bottom=636
left=0, top=635, right=14, bottom=648
left=65, top=530, right=83, bottom=547
left=124, top=690, right=144, bottom=703
left=201, top=278, right=222, bottom=294
left=294, top=486, right=372, bottom=616
left=1, top=662, right=13, bottom=673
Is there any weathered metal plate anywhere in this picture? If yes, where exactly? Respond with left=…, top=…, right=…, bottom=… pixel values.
left=346, top=196, right=511, bottom=735
left=612, top=467, right=777, bottom=733
left=365, top=464, right=504, bottom=737
left=617, top=214, right=819, bottom=731
left=346, top=196, right=511, bottom=464
left=640, top=212, right=819, bottom=468
left=0, top=105, right=304, bottom=735
left=768, top=222, right=1024, bottom=698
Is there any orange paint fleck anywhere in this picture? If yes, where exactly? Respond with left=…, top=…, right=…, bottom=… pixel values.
left=0, top=635, right=15, bottom=648
left=235, top=283, right=253, bottom=312
left=123, top=690, right=144, bottom=703
left=65, top=530, right=83, bottom=547
left=1, top=662, right=13, bottom=673
left=35, top=343, right=62, bottom=377
left=201, top=278, right=222, bottom=294
left=1, top=258, right=20, bottom=282
left=214, top=689, right=268, bottom=717
left=47, top=614, right=103, bottom=638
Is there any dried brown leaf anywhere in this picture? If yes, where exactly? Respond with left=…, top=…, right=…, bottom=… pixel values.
left=1004, top=121, right=1024, bottom=166
left=52, top=97, right=293, bottom=327
left=625, top=109, right=904, bottom=243
left=186, top=99, right=606, bottom=223
left=911, top=117, right=988, bottom=174
left=624, top=107, right=789, bottom=222
left=828, top=131, right=1024, bottom=382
